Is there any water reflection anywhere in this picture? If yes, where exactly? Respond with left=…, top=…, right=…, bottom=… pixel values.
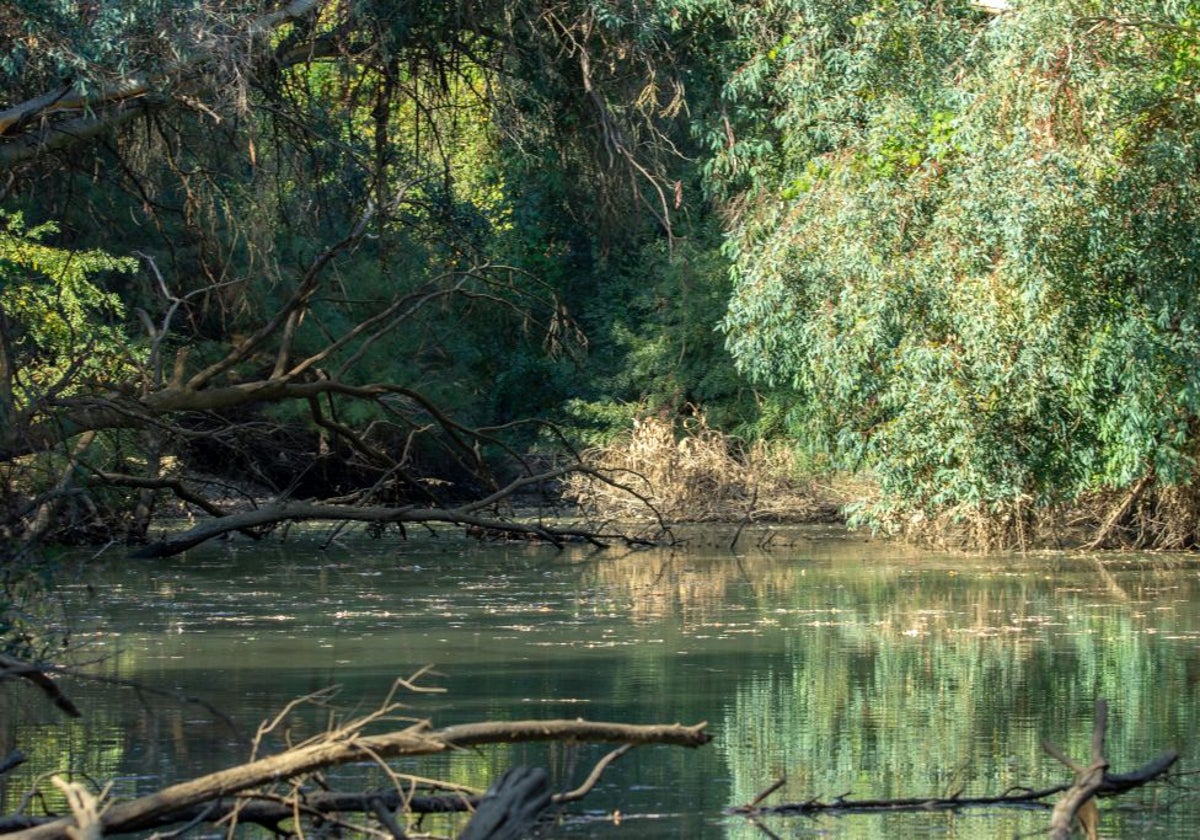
left=1, top=527, right=1198, bottom=838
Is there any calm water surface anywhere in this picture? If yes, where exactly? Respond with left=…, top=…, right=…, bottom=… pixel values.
left=3, top=525, right=1199, bottom=838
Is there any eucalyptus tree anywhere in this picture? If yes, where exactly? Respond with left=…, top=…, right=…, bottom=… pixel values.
left=712, top=0, right=1200, bottom=547
left=0, top=0, right=695, bottom=550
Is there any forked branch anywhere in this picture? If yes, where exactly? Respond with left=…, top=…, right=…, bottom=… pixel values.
left=5, top=718, right=710, bottom=840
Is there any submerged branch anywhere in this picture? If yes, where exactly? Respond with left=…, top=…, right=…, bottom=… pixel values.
left=0, top=655, right=80, bottom=719
left=734, top=698, right=1176, bottom=836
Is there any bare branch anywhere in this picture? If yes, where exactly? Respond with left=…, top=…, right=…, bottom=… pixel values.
left=0, top=655, right=81, bottom=718
left=6, top=719, right=710, bottom=840
left=128, top=479, right=663, bottom=559
left=553, top=744, right=633, bottom=804
left=184, top=204, right=376, bottom=391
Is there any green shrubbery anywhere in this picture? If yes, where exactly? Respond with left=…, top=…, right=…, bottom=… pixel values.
left=710, top=0, right=1200, bottom=547
left=10, top=0, right=1200, bottom=550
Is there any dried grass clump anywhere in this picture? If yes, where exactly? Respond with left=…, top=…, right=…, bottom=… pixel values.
left=881, top=497, right=1045, bottom=553
left=876, top=472, right=1200, bottom=553
left=564, top=414, right=839, bottom=524
left=1077, top=476, right=1200, bottom=550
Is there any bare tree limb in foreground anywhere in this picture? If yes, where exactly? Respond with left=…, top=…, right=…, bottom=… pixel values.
left=1043, top=698, right=1179, bottom=840
left=2, top=749, right=639, bottom=837
left=733, top=697, right=1176, bottom=838
left=2, top=717, right=711, bottom=840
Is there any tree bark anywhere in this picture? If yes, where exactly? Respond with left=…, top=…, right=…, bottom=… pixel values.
left=1043, top=699, right=1176, bottom=839
left=5, top=719, right=710, bottom=840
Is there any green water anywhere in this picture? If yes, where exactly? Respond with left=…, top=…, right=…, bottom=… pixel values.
left=2, top=526, right=1199, bottom=837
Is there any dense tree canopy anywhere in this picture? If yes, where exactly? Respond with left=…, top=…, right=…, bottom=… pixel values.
left=715, top=0, right=1200, bottom=546
left=0, top=0, right=707, bottom=551
left=5, top=0, right=1200, bottom=551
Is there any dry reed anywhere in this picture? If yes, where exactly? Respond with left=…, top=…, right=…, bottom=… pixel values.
left=564, top=414, right=840, bottom=524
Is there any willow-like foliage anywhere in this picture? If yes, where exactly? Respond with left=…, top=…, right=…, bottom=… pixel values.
left=713, top=0, right=1200, bottom=545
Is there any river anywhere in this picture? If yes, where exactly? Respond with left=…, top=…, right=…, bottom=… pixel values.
left=2, top=525, right=1198, bottom=837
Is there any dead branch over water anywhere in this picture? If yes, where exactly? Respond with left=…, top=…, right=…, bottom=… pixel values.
left=733, top=698, right=1177, bottom=838
left=2, top=717, right=711, bottom=840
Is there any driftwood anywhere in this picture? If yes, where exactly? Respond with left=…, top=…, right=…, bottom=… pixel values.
left=1, top=744, right=638, bottom=837
left=3, top=718, right=710, bottom=840
left=0, top=790, right=472, bottom=836
left=0, top=655, right=80, bottom=718
left=128, top=485, right=662, bottom=559
left=734, top=697, right=1176, bottom=837
left=735, top=784, right=1071, bottom=816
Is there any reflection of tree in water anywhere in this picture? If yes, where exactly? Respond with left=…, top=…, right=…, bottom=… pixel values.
left=717, top=554, right=1200, bottom=837
left=0, top=647, right=242, bottom=814
left=580, top=527, right=895, bottom=625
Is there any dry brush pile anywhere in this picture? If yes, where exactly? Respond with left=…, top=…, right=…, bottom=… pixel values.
left=564, top=414, right=841, bottom=524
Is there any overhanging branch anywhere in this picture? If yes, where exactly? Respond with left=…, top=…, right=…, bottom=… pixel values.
left=0, top=0, right=328, bottom=167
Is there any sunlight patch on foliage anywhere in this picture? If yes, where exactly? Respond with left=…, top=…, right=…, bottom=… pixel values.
left=0, top=212, right=137, bottom=403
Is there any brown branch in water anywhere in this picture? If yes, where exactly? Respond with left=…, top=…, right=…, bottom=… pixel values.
left=741, top=785, right=1068, bottom=816
left=742, top=750, right=1177, bottom=820
left=0, top=655, right=80, bottom=718
left=2, top=788, right=481, bottom=835
left=5, top=720, right=710, bottom=840
left=129, top=466, right=667, bottom=558
left=56, top=744, right=635, bottom=840
left=553, top=744, right=633, bottom=804
left=1044, top=698, right=1178, bottom=840
left=1047, top=698, right=1109, bottom=840
left=737, top=777, right=786, bottom=812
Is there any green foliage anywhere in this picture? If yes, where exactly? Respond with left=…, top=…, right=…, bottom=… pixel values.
left=0, top=0, right=206, bottom=94
left=0, top=211, right=137, bottom=401
left=713, top=0, right=1200, bottom=539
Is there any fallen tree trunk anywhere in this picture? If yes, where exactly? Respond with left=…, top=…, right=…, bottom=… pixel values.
left=2, top=745, right=638, bottom=836
left=3, top=719, right=710, bottom=840
left=128, top=490, right=660, bottom=559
